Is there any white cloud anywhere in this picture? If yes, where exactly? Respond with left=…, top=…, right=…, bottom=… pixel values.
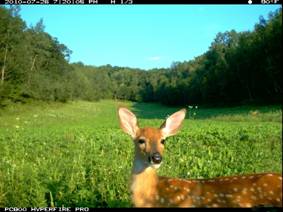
left=147, top=56, right=161, bottom=61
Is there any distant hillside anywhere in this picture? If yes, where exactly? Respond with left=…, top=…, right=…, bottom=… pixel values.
left=0, top=6, right=282, bottom=107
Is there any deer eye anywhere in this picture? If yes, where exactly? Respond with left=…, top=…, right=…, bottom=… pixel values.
left=161, top=139, right=166, bottom=145
left=138, top=139, right=145, bottom=144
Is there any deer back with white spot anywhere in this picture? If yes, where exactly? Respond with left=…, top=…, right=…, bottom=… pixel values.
left=118, top=107, right=282, bottom=207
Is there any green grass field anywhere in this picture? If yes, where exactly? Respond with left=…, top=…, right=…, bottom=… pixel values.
left=0, top=100, right=282, bottom=207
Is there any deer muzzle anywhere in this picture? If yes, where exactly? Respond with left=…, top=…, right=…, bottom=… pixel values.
left=149, top=152, right=162, bottom=164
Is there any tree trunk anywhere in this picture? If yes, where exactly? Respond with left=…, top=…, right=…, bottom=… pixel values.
left=30, top=54, right=37, bottom=72
left=1, top=46, right=8, bottom=85
left=28, top=54, right=37, bottom=85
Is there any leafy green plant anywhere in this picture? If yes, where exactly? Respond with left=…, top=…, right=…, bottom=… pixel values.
left=0, top=100, right=281, bottom=207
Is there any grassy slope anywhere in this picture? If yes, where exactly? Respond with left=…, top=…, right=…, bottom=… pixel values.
left=0, top=100, right=281, bottom=207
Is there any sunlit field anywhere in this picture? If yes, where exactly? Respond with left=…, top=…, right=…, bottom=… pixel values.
left=0, top=100, right=281, bottom=207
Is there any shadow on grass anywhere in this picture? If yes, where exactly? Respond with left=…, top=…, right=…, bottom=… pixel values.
left=131, top=102, right=182, bottom=120
left=130, top=102, right=281, bottom=122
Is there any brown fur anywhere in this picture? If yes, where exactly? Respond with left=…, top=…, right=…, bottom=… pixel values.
left=118, top=107, right=282, bottom=207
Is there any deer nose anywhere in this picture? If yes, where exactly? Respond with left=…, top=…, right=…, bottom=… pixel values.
left=151, top=152, right=162, bottom=164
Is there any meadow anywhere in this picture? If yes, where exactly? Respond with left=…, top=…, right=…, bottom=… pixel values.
left=0, top=100, right=282, bottom=207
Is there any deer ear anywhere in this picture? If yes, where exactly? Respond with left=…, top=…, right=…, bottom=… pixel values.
left=160, top=109, right=186, bottom=138
left=118, top=107, right=139, bottom=139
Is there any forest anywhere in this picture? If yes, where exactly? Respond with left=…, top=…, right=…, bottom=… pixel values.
left=0, top=6, right=282, bottom=107
left=0, top=6, right=282, bottom=208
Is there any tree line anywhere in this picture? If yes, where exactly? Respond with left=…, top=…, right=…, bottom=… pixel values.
left=0, top=6, right=282, bottom=107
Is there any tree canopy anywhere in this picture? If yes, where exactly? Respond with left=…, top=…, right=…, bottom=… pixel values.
left=0, top=6, right=282, bottom=107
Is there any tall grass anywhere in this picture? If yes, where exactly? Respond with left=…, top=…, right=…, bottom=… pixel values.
left=0, top=100, right=281, bottom=207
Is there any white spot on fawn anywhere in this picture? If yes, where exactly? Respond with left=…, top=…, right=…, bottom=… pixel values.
left=251, top=195, right=257, bottom=200
left=233, top=187, right=239, bottom=192
left=184, top=188, right=190, bottom=192
left=216, top=199, right=222, bottom=203
left=244, top=203, right=252, bottom=207
left=269, top=191, right=274, bottom=195
left=195, top=196, right=201, bottom=201
left=242, top=188, right=247, bottom=194
left=259, top=194, right=264, bottom=199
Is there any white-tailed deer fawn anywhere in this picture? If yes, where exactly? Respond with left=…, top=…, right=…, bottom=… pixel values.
left=118, top=107, right=282, bottom=208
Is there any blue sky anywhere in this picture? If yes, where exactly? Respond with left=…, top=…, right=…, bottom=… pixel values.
left=20, top=5, right=281, bottom=70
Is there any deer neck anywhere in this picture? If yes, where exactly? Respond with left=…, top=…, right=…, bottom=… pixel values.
left=131, top=154, right=158, bottom=207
